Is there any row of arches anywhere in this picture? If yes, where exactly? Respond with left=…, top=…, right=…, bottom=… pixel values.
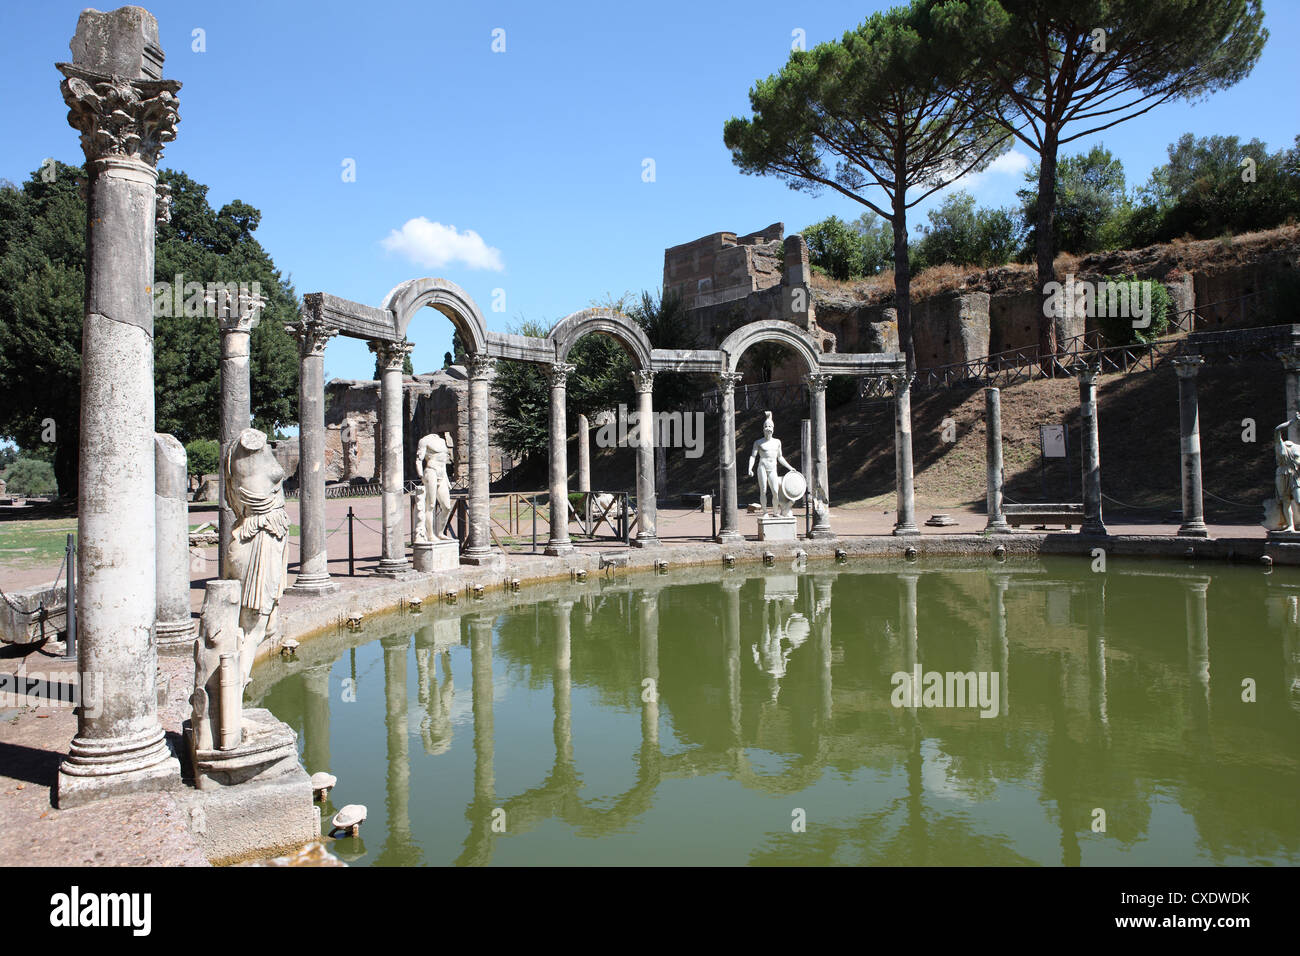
left=288, top=278, right=913, bottom=588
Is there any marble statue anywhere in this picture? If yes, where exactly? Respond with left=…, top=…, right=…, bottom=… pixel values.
left=414, top=432, right=454, bottom=543
left=190, top=579, right=245, bottom=752
left=223, top=427, right=290, bottom=684
left=747, top=411, right=795, bottom=515
left=1266, top=412, right=1300, bottom=532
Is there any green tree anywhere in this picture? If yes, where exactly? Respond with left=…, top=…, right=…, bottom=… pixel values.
left=1, top=458, right=57, bottom=496
left=803, top=216, right=867, bottom=280
left=0, top=163, right=300, bottom=496
left=914, top=190, right=1021, bottom=268
left=1017, top=145, right=1130, bottom=256
left=950, top=0, right=1268, bottom=359
left=490, top=321, right=552, bottom=462
left=184, top=438, right=220, bottom=477
left=1131, top=133, right=1300, bottom=242
left=629, top=289, right=705, bottom=413
left=724, top=1, right=1011, bottom=373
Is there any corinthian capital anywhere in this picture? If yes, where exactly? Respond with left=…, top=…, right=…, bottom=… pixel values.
left=546, top=362, right=576, bottom=387
left=804, top=373, right=833, bottom=393
left=286, top=318, right=339, bottom=358
left=468, top=354, right=496, bottom=381
left=630, top=369, right=655, bottom=394
left=369, top=338, right=414, bottom=372
left=57, top=65, right=180, bottom=167
left=714, top=371, right=743, bottom=393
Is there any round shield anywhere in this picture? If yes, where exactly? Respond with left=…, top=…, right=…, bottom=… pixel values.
left=780, top=470, right=807, bottom=502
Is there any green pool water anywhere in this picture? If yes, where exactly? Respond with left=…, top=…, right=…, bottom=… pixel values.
left=250, top=556, right=1300, bottom=866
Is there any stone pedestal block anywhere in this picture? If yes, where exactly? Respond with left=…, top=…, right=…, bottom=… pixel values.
left=413, top=540, right=459, bottom=573
left=172, top=764, right=318, bottom=865
left=758, top=515, right=797, bottom=541
left=186, top=707, right=300, bottom=791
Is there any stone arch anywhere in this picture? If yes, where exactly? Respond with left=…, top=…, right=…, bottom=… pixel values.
left=719, top=320, right=823, bottom=374
left=547, top=308, right=653, bottom=369
left=383, top=277, right=489, bottom=356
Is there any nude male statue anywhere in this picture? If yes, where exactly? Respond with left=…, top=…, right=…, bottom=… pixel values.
left=415, top=432, right=454, bottom=542
left=1271, top=412, right=1300, bottom=531
left=747, top=411, right=795, bottom=514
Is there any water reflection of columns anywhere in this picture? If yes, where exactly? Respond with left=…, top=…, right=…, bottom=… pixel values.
left=1185, top=580, right=1211, bottom=730
left=301, top=664, right=332, bottom=776
left=722, top=579, right=743, bottom=747
left=813, top=576, right=834, bottom=725
left=1286, top=596, right=1300, bottom=713
left=900, top=571, right=920, bottom=711
left=553, top=600, right=574, bottom=773
left=470, top=615, right=496, bottom=809
left=1087, top=579, right=1109, bottom=736
left=989, top=573, right=1010, bottom=719
left=639, top=593, right=660, bottom=753
left=378, top=632, right=413, bottom=864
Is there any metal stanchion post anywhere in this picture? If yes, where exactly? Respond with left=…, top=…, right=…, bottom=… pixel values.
left=347, top=506, right=355, bottom=576
left=61, top=533, right=76, bottom=661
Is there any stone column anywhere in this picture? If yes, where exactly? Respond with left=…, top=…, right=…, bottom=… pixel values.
left=1076, top=366, right=1107, bottom=536
left=576, top=413, right=591, bottom=494
left=288, top=317, right=339, bottom=591
left=216, top=302, right=261, bottom=577
left=1173, top=356, right=1208, bottom=537
left=892, top=374, right=919, bottom=535
left=56, top=6, right=182, bottom=807
left=715, top=372, right=743, bottom=543
left=1280, top=349, right=1300, bottom=444
left=984, top=387, right=1011, bottom=532
left=370, top=339, right=414, bottom=575
left=631, top=370, right=659, bottom=547
left=154, top=433, right=194, bottom=645
left=463, top=355, right=500, bottom=566
left=806, top=373, right=833, bottom=538
left=544, top=362, right=575, bottom=555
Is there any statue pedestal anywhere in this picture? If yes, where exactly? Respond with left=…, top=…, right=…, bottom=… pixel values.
left=413, top=540, right=459, bottom=573
left=758, top=515, right=797, bottom=542
left=185, top=707, right=300, bottom=792
left=1266, top=530, right=1300, bottom=543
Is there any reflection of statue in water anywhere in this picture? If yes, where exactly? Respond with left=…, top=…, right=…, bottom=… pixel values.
left=1265, top=413, right=1300, bottom=532
left=747, top=411, right=795, bottom=515
left=751, top=591, right=811, bottom=700
left=223, top=428, right=290, bottom=685
left=415, top=432, right=454, bottom=543
left=417, top=648, right=455, bottom=756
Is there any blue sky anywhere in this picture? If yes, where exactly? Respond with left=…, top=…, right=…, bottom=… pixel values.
left=2, top=0, right=1297, bottom=382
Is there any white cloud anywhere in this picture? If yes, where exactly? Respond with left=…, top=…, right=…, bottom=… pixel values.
left=986, top=149, right=1032, bottom=177
left=380, top=217, right=504, bottom=271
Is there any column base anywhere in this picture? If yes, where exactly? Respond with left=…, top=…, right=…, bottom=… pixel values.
left=461, top=550, right=505, bottom=568
left=154, top=617, right=196, bottom=646
left=544, top=541, right=575, bottom=556
left=286, top=572, right=340, bottom=595
left=374, top=560, right=415, bottom=579
left=808, top=527, right=836, bottom=540
left=715, top=530, right=745, bottom=544
left=631, top=535, right=661, bottom=548
left=57, top=731, right=182, bottom=809
left=893, top=524, right=920, bottom=536
left=1178, top=523, right=1210, bottom=538
left=985, top=520, right=1012, bottom=533
left=1080, top=523, right=1109, bottom=536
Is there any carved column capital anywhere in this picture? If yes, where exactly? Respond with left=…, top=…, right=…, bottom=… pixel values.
left=804, top=372, right=833, bottom=393
left=370, top=338, right=414, bottom=372
left=1278, top=348, right=1300, bottom=371
left=1071, top=363, right=1100, bottom=385
left=886, top=372, right=914, bottom=392
left=1171, top=355, right=1204, bottom=378
left=630, top=369, right=656, bottom=394
left=286, top=318, right=338, bottom=358
left=546, top=362, right=576, bottom=388
left=714, top=371, right=743, bottom=393
left=467, top=354, right=496, bottom=381
left=214, top=286, right=267, bottom=334
left=58, top=66, right=180, bottom=168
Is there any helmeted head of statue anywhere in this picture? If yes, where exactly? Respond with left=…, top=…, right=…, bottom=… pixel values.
left=763, top=410, right=774, bottom=437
